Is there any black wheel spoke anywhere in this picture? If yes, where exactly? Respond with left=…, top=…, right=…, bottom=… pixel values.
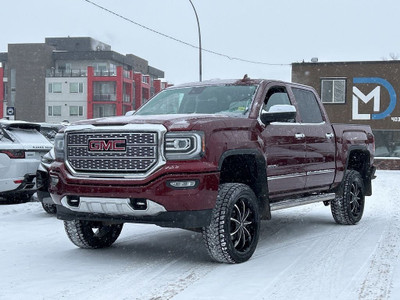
left=229, top=198, right=256, bottom=252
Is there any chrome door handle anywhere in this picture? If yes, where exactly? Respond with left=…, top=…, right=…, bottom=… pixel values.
left=325, top=133, right=334, bottom=139
left=295, top=133, right=305, bottom=139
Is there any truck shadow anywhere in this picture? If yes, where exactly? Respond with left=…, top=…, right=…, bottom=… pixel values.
left=60, top=208, right=339, bottom=265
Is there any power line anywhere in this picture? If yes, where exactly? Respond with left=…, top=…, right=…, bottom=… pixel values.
left=82, top=0, right=290, bottom=66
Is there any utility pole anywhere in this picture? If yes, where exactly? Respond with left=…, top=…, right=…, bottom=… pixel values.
left=188, top=0, right=202, bottom=82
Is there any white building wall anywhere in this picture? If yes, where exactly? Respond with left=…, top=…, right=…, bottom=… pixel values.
left=45, top=77, right=88, bottom=123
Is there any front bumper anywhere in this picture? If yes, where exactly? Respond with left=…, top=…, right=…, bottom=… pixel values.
left=56, top=204, right=212, bottom=229
left=0, top=173, right=37, bottom=197
left=50, top=169, right=220, bottom=228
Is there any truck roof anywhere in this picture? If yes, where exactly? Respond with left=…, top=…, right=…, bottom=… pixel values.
left=170, top=78, right=265, bottom=89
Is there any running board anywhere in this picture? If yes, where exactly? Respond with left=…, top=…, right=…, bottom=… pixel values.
left=270, top=193, right=336, bottom=211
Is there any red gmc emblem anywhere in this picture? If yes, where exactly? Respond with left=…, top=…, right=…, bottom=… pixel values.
left=88, top=139, right=127, bottom=152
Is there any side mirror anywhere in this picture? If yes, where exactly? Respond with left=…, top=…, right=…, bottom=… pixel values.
left=125, top=110, right=136, bottom=116
left=260, top=105, right=297, bottom=124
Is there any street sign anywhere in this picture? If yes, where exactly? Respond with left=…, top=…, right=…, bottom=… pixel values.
left=6, top=107, right=15, bottom=116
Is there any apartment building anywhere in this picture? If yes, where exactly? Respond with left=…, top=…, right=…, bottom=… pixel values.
left=0, top=37, right=168, bottom=123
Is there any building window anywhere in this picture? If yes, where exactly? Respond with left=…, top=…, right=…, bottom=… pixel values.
left=93, top=82, right=116, bottom=101
left=321, top=79, right=346, bottom=103
left=48, top=82, right=62, bottom=93
left=69, top=106, right=84, bottom=116
left=48, top=106, right=61, bottom=116
left=93, top=63, right=108, bottom=76
left=373, top=130, right=400, bottom=157
left=58, top=63, right=72, bottom=74
left=93, top=104, right=116, bottom=118
left=69, top=82, right=84, bottom=93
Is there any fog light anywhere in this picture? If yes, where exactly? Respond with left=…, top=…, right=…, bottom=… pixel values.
left=130, top=198, right=148, bottom=210
left=50, top=175, right=59, bottom=187
left=67, top=196, right=80, bottom=207
left=167, top=180, right=199, bottom=189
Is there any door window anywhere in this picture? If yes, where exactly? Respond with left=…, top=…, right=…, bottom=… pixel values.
left=292, top=88, right=323, bottom=123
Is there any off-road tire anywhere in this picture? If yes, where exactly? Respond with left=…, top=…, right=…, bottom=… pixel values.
left=331, top=170, right=365, bottom=225
left=202, top=183, right=260, bottom=263
left=41, top=202, right=57, bottom=214
left=64, top=220, right=123, bottom=249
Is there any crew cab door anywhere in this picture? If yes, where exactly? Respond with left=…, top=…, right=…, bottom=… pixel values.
left=290, top=87, right=336, bottom=190
left=260, top=84, right=307, bottom=196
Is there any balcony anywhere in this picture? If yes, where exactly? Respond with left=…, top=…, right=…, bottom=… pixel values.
left=93, top=70, right=117, bottom=77
left=46, top=69, right=87, bottom=77
left=93, top=94, right=116, bottom=101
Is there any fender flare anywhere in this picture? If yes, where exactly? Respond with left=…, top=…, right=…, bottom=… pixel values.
left=218, top=149, right=271, bottom=219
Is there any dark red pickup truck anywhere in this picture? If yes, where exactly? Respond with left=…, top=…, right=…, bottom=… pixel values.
left=50, top=78, right=375, bottom=263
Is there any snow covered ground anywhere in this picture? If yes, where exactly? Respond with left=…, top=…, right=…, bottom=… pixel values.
left=0, top=170, right=399, bottom=300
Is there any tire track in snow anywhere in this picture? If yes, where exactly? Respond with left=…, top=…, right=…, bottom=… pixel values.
left=358, top=192, right=400, bottom=299
left=144, top=265, right=214, bottom=300
left=254, top=220, right=374, bottom=299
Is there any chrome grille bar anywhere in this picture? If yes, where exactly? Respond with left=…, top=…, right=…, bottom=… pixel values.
left=66, top=131, right=158, bottom=173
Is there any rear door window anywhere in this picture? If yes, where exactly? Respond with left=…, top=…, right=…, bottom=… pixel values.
left=292, top=88, right=323, bottom=123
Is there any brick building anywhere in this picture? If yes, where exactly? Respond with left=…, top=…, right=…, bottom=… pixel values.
left=292, top=60, right=400, bottom=168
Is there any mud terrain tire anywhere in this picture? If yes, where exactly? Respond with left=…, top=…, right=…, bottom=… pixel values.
left=64, top=220, right=123, bottom=249
left=41, top=202, right=57, bottom=214
left=331, top=170, right=365, bottom=225
left=202, top=183, right=260, bottom=263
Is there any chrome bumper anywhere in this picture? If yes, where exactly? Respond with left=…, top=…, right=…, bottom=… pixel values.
left=60, top=196, right=166, bottom=216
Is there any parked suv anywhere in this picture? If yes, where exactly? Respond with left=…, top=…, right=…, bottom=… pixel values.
left=0, top=120, right=53, bottom=202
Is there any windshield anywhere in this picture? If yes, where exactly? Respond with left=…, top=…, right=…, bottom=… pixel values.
left=135, top=85, right=258, bottom=116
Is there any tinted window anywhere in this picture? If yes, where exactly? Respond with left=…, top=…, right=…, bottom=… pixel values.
left=292, top=88, right=323, bottom=123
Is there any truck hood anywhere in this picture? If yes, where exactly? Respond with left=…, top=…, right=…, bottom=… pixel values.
left=68, top=114, right=254, bottom=132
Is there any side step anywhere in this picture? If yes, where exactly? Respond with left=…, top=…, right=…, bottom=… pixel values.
left=270, top=193, right=336, bottom=211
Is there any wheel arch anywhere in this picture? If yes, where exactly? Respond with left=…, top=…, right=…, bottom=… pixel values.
left=344, top=146, right=373, bottom=196
left=218, top=149, right=270, bottom=219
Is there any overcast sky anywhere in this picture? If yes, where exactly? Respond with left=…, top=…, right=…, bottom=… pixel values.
left=2, top=0, right=400, bottom=84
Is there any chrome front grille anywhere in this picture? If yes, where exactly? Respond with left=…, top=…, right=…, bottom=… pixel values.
left=66, top=132, right=158, bottom=173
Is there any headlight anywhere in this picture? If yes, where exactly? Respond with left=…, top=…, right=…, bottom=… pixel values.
left=165, top=132, right=204, bottom=160
left=54, top=133, right=65, bottom=161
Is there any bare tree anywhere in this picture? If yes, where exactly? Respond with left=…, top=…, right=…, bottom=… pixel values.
left=389, top=52, right=399, bottom=60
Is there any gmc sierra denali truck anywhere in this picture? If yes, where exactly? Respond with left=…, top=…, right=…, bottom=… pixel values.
left=49, top=77, right=375, bottom=263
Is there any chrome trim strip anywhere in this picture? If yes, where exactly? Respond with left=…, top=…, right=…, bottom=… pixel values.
left=267, top=173, right=305, bottom=181
left=61, top=196, right=167, bottom=216
left=268, top=170, right=335, bottom=181
left=64, top=124, right=167, bottom=179
left=306, top=169, right=335, bottom=176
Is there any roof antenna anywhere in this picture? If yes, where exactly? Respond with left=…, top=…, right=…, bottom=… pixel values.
left=241, top=74, right=250, bottom=82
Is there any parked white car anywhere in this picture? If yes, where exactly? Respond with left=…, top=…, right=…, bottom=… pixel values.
left=0, top=120, right=53, bottom=202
